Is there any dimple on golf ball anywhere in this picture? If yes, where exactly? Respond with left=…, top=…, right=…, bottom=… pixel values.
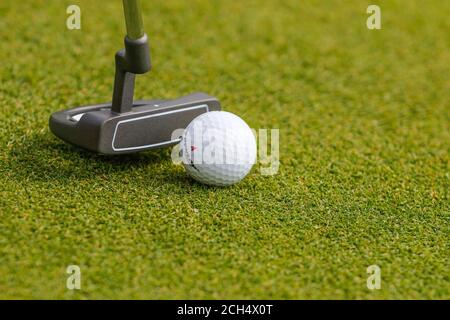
left=180, top=111, right=257, bottom=186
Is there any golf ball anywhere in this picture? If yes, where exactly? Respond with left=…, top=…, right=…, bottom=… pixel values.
left=180, top=111, right=257, bottom=186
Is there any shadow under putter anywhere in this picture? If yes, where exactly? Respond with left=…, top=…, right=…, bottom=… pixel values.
left=50, top=0, right=221, bottom=155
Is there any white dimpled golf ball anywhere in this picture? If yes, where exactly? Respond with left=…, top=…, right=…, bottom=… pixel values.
left=180, top=111, right=257, bottom=186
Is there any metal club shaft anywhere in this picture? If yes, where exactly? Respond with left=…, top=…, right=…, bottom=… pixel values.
left=123, top=0, right=144, bottom=40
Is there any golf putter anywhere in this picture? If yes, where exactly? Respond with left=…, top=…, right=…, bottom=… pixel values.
left=50, top=0, right=221, bottom=154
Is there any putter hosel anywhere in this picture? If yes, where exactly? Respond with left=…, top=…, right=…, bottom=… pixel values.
left=112, top=34, right=151, bottom=113
left=118, top=34, right=151, bottom=74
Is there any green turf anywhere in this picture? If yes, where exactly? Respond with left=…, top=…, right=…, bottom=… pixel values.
left=0, top=0, right=448, bottom=299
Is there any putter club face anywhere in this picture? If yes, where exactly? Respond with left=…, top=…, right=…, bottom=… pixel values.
left=50, top=93, right=221, bottom=155
left=49, top=0, right=221, bottom=155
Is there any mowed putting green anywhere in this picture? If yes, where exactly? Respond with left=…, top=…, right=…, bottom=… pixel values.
left=0, top=0, right=448, bottom=299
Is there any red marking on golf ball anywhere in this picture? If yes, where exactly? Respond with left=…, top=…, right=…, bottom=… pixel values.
left=191, top=146, right=197, bottom=152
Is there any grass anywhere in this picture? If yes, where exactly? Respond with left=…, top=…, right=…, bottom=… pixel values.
left=0, top=0, right=448, bottom=299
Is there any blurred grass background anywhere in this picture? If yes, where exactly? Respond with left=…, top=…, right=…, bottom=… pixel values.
left=0, top=0, right=448, bottom=299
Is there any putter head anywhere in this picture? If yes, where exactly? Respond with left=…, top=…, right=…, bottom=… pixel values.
left=50, top=3, right=222, bottom=155
left=49, top=92, right=221, bottom=155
